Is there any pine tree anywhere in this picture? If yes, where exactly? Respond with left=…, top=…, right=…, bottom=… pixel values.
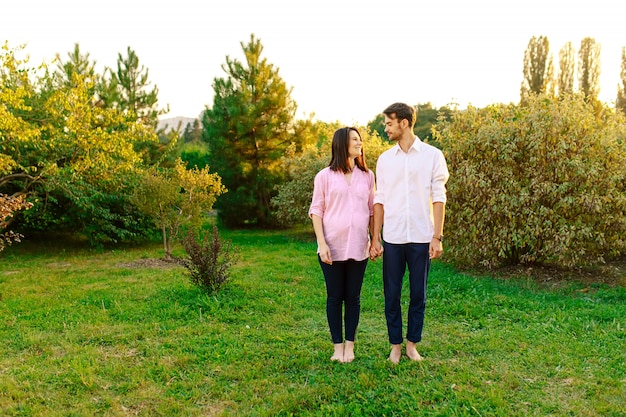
left=105, top=47, right=173, bottom=166
left=202, top=34, right=298, bottom=227
left=109, top=47, right=167, bottom=126
left=54, top=43, right=97, bottom=88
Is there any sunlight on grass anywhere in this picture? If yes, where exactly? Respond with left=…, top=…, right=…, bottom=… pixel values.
left=1, top=230, right=625, bottom=416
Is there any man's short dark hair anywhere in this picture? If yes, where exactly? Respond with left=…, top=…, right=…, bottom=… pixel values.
left=383, top=103, right=416, bottom=128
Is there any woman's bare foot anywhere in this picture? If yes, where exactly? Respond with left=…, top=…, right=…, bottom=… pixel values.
left=388, top=344, right=402, bottom=364
left=406, top=341, right=423, bottom=361
left=343, top=341, right=355, bottom=363
left=331, top=343, right=345, bottom=362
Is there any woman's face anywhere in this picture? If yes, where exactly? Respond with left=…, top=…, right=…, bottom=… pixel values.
left=347, top=130, right=362, bottom=159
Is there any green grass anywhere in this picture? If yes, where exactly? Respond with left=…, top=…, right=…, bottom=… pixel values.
left=1, top=229, right=625, bottom=416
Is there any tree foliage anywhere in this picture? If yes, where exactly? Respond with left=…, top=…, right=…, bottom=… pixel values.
left=132, top=159, right=225, bottom=258
left=520, top=36, right=555, bottom=102
left=180, top=142, right=210, bottom=172
left=558, top=42, right=576, bottom=97
left=107, top=46, right=167, bottom=125
left=434, top=93, right=626, bottom=271
left=0, top=193, right=33, bottom=252
left=53, top=43, right=98, bottom=90
left=202, top=34, right=305, bottom=227
left=578, top=37, right=601, bottom=102
left=107, top=47, right=176, bottom=166
left=617, top=46, right=626, bottom=115
left=183, top=119, right=202, bottom=144
left=1, top=43, right=160, bottom=245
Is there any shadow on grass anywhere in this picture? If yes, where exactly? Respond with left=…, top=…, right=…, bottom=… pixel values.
left=5, top=231, right=159, bottom=257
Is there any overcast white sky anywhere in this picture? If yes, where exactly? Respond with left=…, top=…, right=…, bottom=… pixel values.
left=3, top=0, right=625, bottom=125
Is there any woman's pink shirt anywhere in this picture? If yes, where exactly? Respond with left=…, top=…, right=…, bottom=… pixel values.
left=308, top=167, right=375, bottom=261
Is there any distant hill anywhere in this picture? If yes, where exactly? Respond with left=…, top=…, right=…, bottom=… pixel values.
left=157, top=116, right=197, bottom=133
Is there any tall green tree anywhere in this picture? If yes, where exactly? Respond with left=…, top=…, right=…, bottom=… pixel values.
left=578, top=37, right=601, bottom=102
left=106, top=47, right=174, bottom=166
left=202, top=34, right=300, bottom=227
left=54, top=43, right=97, bottom=88
left=558, top=41, right=576, bottom=97
left=108, top=47, right=167, bottom=126
left=52, top=43, right=116, bottom=110
left=617, top=46, right=626, bottom=115
left=520, top=36, right=555, bottom=102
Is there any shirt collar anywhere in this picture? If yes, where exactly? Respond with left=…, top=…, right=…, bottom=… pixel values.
left=393, top=136, right=422, bottom=154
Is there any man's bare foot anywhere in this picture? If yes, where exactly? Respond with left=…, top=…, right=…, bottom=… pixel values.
left=343, top=341, right=355, bottom=363
left=406, top=341, right=423, bottom=361
left=331, top=343, right=345, bottom=362
left=388, top=344, right=402, bottom=364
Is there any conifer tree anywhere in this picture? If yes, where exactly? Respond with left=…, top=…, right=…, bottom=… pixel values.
left=202, top=34, right=299, bottom=227
left=106, top=47, right=173, bottom=166
left=109, top=47, right=167, bottom=125
left=54, top=43, right=97, bottom=88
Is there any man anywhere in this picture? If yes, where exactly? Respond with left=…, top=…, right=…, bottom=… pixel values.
left=370, top=102, right=449, bottom=364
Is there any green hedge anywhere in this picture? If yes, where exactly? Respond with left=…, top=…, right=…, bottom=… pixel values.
left=435, top=94, right=626, bottom=271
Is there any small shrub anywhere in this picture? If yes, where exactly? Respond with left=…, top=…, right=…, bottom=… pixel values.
left=177, top=226, right=239, bottom=294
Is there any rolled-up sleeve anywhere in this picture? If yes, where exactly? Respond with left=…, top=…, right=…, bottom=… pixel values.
left=431, top=151, right=449, bottom=204
left=308, top=171, right=325, bottom=219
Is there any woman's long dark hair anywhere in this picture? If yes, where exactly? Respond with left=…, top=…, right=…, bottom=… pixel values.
left=328, top=127, right=368, bottom=174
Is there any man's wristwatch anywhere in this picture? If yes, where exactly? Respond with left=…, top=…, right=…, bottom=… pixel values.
left=434, top=235, right=444, bottom=242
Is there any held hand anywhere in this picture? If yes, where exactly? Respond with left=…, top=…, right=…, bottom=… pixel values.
left=429, top=239, right=443, bottom=259
left=369, top=240, right=383, bottom=260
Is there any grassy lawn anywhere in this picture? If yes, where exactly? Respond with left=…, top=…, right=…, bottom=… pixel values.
left=1, top=229, right=625, bottom=416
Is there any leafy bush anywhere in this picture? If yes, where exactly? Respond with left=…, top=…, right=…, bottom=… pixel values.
left=132, top=159, right=225, bottom=258
left=0, top=44, right=160, bottom=245
left=177, top=226, right=239, bottom=294
left=0, top=193, right=33, bottom=252
left=180, top=145, right=210, bottom=171
left=435, top=93, right=626, bottom=270
left=271, top=143, right=328, bottom=227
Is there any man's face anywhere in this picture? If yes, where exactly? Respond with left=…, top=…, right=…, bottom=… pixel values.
left=384, top=114, right=402, bottom=141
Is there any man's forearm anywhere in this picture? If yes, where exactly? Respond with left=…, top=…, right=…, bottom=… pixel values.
left=432, top=202, right=445, bottom=237
left=372, top=203, right=384, bottom=242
